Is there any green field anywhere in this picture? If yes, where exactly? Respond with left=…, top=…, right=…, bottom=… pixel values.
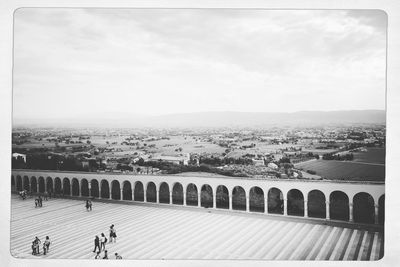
left=295, top=160, right=385, bottom=181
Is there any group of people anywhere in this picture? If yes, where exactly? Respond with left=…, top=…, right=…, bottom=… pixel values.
left=31, top=236, right=51, bottom=256
left=34, top=196, right=44, bottom=207
left=93, top=224, right=120, bottom=259
left=19, top=190, right=28, bottom=200
left=85, top=199, right=93, bottom=211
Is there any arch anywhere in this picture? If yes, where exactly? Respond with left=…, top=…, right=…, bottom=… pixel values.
left=186, top=183, right=198, bottom=206
left=111, top=180, right=121, bottom=200
left=63, top=178, right=70, bottom=196
left=16, top=175, right=22, bottom=191
left=11, top=175, right=16, bottom=192
left=308, top=190, right=326, bottom=218
left=71, top=178, right=80, bottom=196
left=134, top=181, right=144, bottom=201
left=172, top=183, right=184, bottom=205
left=268, top=187, right=283, bottom=214
left=201, top=184, right=213, bottom=208
left=159, top=182, right=170, bottom=204
left=329, top=191, right=349, bottom=221
left=287, top=189, right=304, bottom=216
left=146, top=182, right=156, bottom=202
left=81, top=179, right=89, bottom=197
left=353, top=192, right=375, bottom=224
left=250, top=186, right=264, bottom=213
left=31, top=177, right=38, bottom=193
left=38, top=177, right=45, bottom=193
left=122, top=181, right=132, bottom=200
left=216, top=185, right=229, bottom=209
left=46, top=177, right=53, bottom=194
left=378, top=195, right=385, bottom=225
left=100, top=179, right=110, bottom=199
left=90, top=179, right=99, bottom=198
left=232, top=186, right=246, bottom=211
left=54, top=177, right=62, bottom=195
left=23, top=176, right=30, bottom=191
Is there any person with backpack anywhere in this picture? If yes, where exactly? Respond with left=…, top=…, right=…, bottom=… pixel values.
left=109, top=224, right=116, bottom=243
left=43, top=236, right=51, bottom=255
left=93, top=236, right=101, bottom=253
left=100, top=233, right=107, bottom=251
left=33, top=237, right=41, bottom=255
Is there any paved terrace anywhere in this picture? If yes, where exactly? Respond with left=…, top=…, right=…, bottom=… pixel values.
left=10, top=195, right=383, bottom=260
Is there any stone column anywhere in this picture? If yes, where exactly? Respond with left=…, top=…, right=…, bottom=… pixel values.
left=374, top=204, right=379, bottom=224
left=304, top=200, right=308, bottom=218
left=89, top=182, right=92, bottom=197
left=213, top=193, right=216, bottom=209
left=229, top=195, right=233, bottom=210
left=36, top=183, right=39, bottom=194
left=108, top=187, right=111, bottom=199
left=246, top=196, right=250, bottom=212
left=183, top=190, right=186, bottom=206
left=283, top=198, right=287, bottom=216
left=120, top=188, right=123, bottom=200
left=45, top=180, right=48, bottom=193
left=79, top=181, right=82, bottom=197
left=349, top=202, right=354, bottom=222
left=156, top=190, right=159, bottom=204
left=198, top=191, right=201, bottom=207
left=169, top=192, right=173, bottom=204
left=143, top=190, right=147, bottom=202
left=265, top=196, right=268, bottom=214
left=325, top=201, right=330, bottom=220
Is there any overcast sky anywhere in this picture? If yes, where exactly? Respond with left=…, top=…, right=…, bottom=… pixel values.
left=13, top=9, right=386, bottom=120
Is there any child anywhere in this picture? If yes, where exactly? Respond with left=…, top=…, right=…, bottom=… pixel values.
left=115, top=253, right=122, bottom=259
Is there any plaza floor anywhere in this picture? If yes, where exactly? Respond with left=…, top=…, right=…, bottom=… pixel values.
left=10, top=195, right=383, bottom=260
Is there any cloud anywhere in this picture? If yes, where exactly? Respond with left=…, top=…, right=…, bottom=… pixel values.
left=13, top=9, right=386, bottom=120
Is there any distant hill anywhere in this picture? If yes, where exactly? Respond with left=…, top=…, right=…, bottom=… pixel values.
left=13, top=110, right=385, bottom=128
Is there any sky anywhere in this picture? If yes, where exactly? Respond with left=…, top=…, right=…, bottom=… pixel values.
left=13, top=9, right=387, bottom=121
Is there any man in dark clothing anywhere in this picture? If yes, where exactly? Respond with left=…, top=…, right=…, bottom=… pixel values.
left=93, top=236, right=101, bottom=253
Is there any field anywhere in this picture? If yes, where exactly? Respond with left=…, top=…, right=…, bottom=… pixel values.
left=295, top=160, right=385, bottom=181
left=352, top=147, right=385, bottom=164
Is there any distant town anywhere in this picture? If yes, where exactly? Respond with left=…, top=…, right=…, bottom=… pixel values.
left=12, top=123, right=385, bottom=182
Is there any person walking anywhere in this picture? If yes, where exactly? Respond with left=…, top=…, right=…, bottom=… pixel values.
left=43, top=236, right=51, bottom=255
left=115, top=253, right=122, bottom=259
left=95, top=251, right=101, bottom=259
left=33, top=237, right=41, bottom=255
left=102, top=250, right=108, bottom=259
left=88, top=199, right=92, bottom=211
left=44, top=191, right=48, bottom=201
left=85, top=200, right=90, bottom=211
left=38, top=196, right=43, bottom=207
left=35, top=198, right=38, bottom=208
left=93, top=236, right=101, bottom=253
left=109, top=224, right=116, bottom=243
left=100, top=233, right=107, bottom=251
